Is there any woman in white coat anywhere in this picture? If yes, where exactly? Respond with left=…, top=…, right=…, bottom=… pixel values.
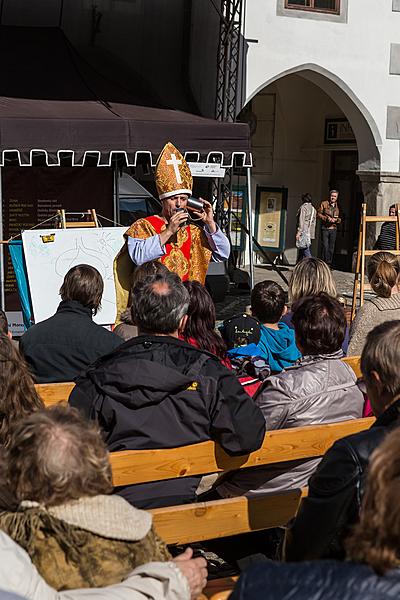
left=296, top=193, right=317, bottom=263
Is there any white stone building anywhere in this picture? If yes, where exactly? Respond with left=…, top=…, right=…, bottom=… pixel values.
left=242, top=0, right=400, bottom=267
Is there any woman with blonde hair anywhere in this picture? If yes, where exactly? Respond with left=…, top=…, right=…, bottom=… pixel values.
left=281, top=257, right=350, bottom=352
left=288, top=257, right=337, bottom=305
left=348, top=251, right=400, bottom=355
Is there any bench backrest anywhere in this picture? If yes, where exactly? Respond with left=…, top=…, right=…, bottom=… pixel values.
left=35, top=382, right=75, bottom=406
left=35, top=356, right=362, bottom=407
left=144, top=417, right=373, bottom=544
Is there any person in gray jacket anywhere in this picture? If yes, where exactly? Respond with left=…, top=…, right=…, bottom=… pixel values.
left=216, top=293, right=364, bottom=498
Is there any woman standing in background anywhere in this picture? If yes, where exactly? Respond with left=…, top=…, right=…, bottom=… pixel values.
left=296, top=193, right=317, bottom=263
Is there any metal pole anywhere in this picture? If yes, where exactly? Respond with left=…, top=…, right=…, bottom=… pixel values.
left=246, top=166, right=254, bottom=289
left=113, top=160, right=119, bottom=225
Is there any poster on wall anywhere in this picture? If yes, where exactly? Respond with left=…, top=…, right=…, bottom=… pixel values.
left=255, top=186, right=287, bottom=253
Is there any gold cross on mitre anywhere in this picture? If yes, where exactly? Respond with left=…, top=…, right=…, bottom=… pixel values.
left=155, top=142, right=193, bottom=200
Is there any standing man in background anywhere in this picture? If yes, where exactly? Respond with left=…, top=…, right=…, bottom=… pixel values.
left=318, top=190, right=341, bottom=268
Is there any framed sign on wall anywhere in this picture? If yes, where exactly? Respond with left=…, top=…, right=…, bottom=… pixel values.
left=324, top=117, right=355, bottom=144
left=227, top=186, right=247, bottom=251
left=255, top=186, right=287, bottom=253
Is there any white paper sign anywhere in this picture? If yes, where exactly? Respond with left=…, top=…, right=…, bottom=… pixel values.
left=187, top=162, right=226, bottom=178
left=22, top=227, right=127, bottom=325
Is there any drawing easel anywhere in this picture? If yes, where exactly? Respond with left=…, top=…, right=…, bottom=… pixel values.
left=351, top=203, right=400, bottom=321
left=56, top=208, right=99, bottom=228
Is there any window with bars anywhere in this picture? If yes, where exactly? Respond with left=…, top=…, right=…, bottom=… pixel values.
left=285, top=0, right=340, bottom=14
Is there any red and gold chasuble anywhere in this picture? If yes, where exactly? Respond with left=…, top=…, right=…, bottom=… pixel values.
left=113, top=214, right=212, bottom=325
left=126, top=215, right=212, bottom=283
left=145, top=215, right=192, bottom=281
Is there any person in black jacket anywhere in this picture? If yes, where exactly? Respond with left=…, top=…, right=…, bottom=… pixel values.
left=231, top=426, right=400, bottom=600
left=69, top=271, right=266, bottom=509
left=20, top=264, right=122, bottom=383
left=283, top=319, right=400, bottom=561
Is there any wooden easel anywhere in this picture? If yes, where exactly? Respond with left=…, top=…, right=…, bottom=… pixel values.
left=351, top=203, right=400, bottom=320
left=56, top=208, right=99, bottom=228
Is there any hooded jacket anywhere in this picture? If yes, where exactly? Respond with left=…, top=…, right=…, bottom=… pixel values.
left=217, top=351, right=364, bottom=498
left=257, top=322, right=301, bottom=373
left=69, top=335, right=266, bottom=509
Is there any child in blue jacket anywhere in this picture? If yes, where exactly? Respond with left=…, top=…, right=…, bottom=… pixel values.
left=251, top=280, right=300, bottom=372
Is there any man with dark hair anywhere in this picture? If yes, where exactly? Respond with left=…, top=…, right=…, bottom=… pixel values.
left=20, top=264, right=122, bottom=383
left=250, top=280, right=300, bottom=372
left=70, top=271, right=265, bottom=509
left=284, top=319, right=400, bottom=562
left=318, top=189, right=341, bottom=267
left=215, top=293, right=363, bottom=499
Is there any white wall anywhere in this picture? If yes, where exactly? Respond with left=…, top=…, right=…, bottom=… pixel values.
left=244, top=0, right=400, bottom=173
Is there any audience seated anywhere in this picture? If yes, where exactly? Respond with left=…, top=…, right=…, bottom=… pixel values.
left=282, top=257, right=349, bottom=353
left=114, top=261, right=169, bottom=342
left=348, top=251, right=400, bottom=355
left=19, top=264, right=122, bottom=383
left=214, top=293, right=364, bottom=499
left=181, top=280, right=230, bottom=367
left=0, top=405, right=186, bottom=591
left=0, top=335, right=43, bottom=447
left=250, top=280, right=300, bottom=372
left=69, top=271, right=265, bottom=509
left=0, top=530, right=205, bottom=600
left=284, top=319, right=400, bottom=561
left=231, top=428, right=400, bottom=600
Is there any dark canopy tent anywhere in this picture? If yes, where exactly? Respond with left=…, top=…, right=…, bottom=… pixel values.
left=0, top=26, right=251, bottom=166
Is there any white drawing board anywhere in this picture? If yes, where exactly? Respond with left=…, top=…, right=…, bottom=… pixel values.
left=22, top=227, right=127, bottom=325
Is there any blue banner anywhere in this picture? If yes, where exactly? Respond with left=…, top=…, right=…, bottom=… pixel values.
left=8, top=241, right=32, bottom=330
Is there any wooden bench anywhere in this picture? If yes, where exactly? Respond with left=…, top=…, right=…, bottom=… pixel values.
left=112, top=417, right=373, bottom=599
left=35, top=382, right=75, bottom=406
left=108, top=417, right=373, bottom=544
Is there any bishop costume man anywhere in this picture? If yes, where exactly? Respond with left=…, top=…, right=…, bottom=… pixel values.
left=114, top=142, right=230, bottom=321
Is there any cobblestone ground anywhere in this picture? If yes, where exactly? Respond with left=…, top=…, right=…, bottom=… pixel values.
left=215, top=265, right=368, bottom=322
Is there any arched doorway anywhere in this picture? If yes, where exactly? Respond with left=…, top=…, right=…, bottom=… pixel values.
left=243, top=65, right=381, bottom=269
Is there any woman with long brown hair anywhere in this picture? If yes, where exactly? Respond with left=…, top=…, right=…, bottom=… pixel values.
left=0, top=334, right=43, bottom=446
left=181, top=280, right=229, bottom=367
left=348, top=251, right=400, bottom=355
